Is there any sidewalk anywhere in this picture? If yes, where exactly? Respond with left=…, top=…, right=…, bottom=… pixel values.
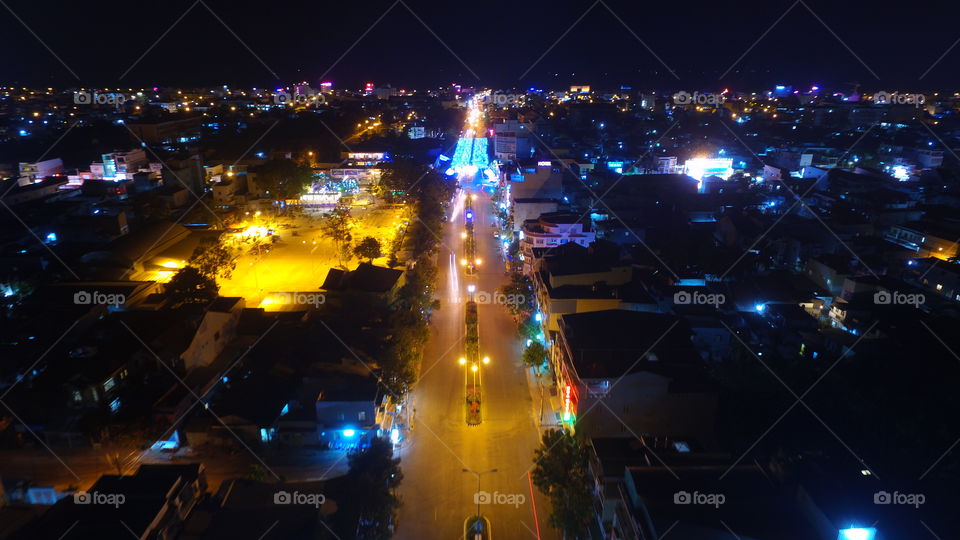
left=524, top=365, right=563, bottom=432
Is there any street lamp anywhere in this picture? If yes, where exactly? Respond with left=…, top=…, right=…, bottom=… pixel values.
left=482, top=356, right=490, bottom=365
left=462, top=468, right=498, bottom=532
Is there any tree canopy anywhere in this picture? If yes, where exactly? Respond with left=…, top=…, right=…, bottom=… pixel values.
left=531, top=429, right=594, bottom=538
left=253, top=158, right=314, bottom=201
left=166, top=266, right=219, bottom=306
left=335, top=438, right=403, bottom=539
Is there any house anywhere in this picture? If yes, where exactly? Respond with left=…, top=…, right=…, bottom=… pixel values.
left=188, top=372, right=298, bottom=446
left=14, top=464, right=206, bottom=540
left=520, top=214, right=597, bottom=274
left=313, top=374, right=382, bottom=450
left=179, top=479, right=337, bottom=540
left=512, top=198, right=559, bottom=233
left=553, top=310, right=719, bottom=442
left=321, top=262, right=404, bottom=300
left=180, top=297, right=245, bottom=370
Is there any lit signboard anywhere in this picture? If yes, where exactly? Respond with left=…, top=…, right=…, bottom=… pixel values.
left=683, top=158, right=734, bottom=181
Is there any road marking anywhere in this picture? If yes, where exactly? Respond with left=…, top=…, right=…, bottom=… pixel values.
left=527, top=470, right=542, bottom=539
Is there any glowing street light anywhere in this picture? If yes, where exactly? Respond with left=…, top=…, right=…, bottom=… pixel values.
left=482, top=356, right=490, bottom=365
left=467, top=284, right=476, bottom=294
left=471, top=364, right=478, bottom=372
left=459, top=357, right=466, bottom=365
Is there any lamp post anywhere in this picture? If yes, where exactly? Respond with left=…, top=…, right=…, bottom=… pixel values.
left=462, top=468, right=498, bottom=533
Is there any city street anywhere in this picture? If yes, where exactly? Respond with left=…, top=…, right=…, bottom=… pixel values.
left=396, top=189, right=558, bottom=539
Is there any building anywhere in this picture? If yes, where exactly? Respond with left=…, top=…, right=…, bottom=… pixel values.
left=492, top=119, right=533, bottom=161
left=553, top=310, right=718, bottom=442
left=314, top=374, right=382, bottom=450
left=94, top=149, right=149, bottom=180
left=505, top=159, right=564, bottom=202
left=180, top=297, right=245, bottom=370
left=512, top=198, right=558, bottom=233
left=127, top=116, right=202, bottom=145
left=14, top=464, right=206, bottom=540
left=520, top=212, right=596, bottom=274
left=179, top=479, right=337, bottom=539
left=17, top=158, right=63, bottom=184
left=885, top=221, right=960, bottom=259
left=321, top=262, right=405, bottom=300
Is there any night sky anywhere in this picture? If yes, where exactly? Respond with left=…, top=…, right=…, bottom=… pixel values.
left=1, top=0, right=957, bottom=91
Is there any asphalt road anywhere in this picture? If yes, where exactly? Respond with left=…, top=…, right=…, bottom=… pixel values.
left=396, top=190, right=558, bottom=540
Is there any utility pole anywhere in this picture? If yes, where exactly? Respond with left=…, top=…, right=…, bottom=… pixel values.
left=462, top=468, right=498, bottom=534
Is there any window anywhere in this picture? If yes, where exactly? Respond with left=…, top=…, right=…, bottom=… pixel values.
left=103, top=377, right=115, bottom=393
left=358, top=411, right=366, bottom=421
left=338, top=412, right=345, bottom=421
left=109, top=398, right=121, bottom=413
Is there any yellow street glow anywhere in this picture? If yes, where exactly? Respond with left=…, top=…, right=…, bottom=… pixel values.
left=482, top=356, right=490, bottom=364
left=471, top=364, right=478, bottom=372
left=458, top=357, right=466, bottom=365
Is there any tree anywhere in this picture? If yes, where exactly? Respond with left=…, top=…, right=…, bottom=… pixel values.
left=531, top=429, right=594, bottom=538
left=319, top=204, right=353, bottom=267
left=188, top=236, right=236, bottom=281
left=253, top=158, right=314, bottom=201
left=246, top=464, right=269, bottom=482
left=375, top=159, right=422, bottom=203
left=335, top=438, right=403, bottom=539
left=499, top=272, right=534, bottom=318
left=523, top=341, right=548, bottom=369
left=166, top=266, right=218, bottom=306
left=354, top=236, right=383, bottom=262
